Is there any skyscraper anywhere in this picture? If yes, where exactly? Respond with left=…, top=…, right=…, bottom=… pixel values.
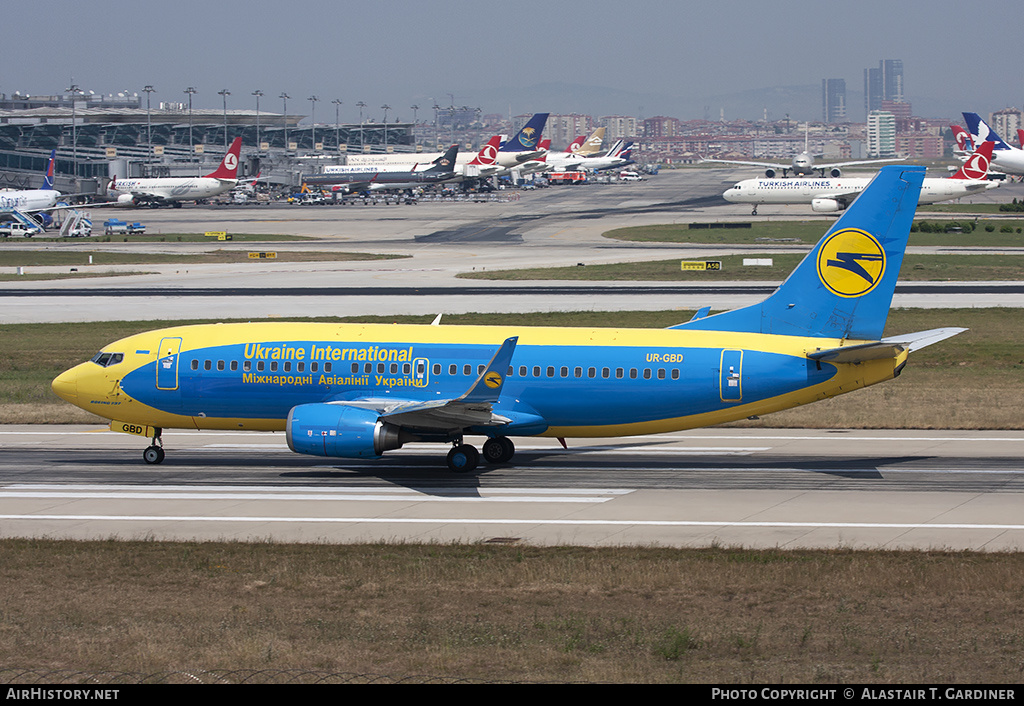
left=864, top=67, right=883, bottom=117
left=822, top=78, right=846, bottom=123
left=881, top=59, right=904, bottom=102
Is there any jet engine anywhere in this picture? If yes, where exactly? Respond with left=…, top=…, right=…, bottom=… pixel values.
left=811, top=197, right=843, bottom=213
left=764, top=168, right=776, bottom=178
left=829, top=168, right=842, bottom=178
left=116, top=194, right=136, bottom=205
left=285, top=403, right=411, bottom=459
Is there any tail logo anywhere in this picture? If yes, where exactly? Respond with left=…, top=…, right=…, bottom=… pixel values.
left=816, top=228, right=886, bottom=298
left=484, top=372, right=503, bottom=389
left=518, top=127, right=537, bottom=148
left=479, top=144, right=497, bottom=163
left=223, top=153, right=238, bottom=171
left=962, top=152, right=989, bottom=180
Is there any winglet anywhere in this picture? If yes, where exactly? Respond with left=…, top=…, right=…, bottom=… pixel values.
left=457, top=337, right=518, bottom=404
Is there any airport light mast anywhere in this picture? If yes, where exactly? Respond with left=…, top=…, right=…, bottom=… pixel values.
left=410, top=104, right=419, bottom=147
left=143, top=85, right=155, bottom=168
left=280, top=92, right=290, bottom=152
left=65, top=83, right=83, bottom=185
left=331, top=98, right=343, bottom=153
left=356, top=101, right=366, bottom=151
left=218, top=89, right=231, bottom=150
left=309, top=95, right=319, bottom=150
left=184, top=87, right=197, bottom=175
left=381, top=104, right=391, bottom=148
left=252, top=90, right=263, bottom=151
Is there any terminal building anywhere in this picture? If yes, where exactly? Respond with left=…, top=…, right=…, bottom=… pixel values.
left=0, top=91, right=414, bottom=193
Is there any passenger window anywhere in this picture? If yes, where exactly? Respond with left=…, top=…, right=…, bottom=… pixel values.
left=378, top=363, right=385, bottom=373
left=616, top=368, right=624, bottom=379
left=217, top=360, right=225, bottom=371
left=364, top=363, right=371, bottom=374
left=283, top=361, right=291, bottom=372
left=588, top=367, right=596, bottom=378
left=574, top=367, right=582, bottom=378
left=204, top=360, right=212, bottom=371
left=297, top=362, right=304, bottom=372
left=519, top=366, right=527, bottom=377
left=464, top=364, right=472, bottom=376
left=478, top=365, right=486, bottom=374
left=643, top=369, right=652, bottom=379
left=560, top=366, right=568, bottom=378
left=450, top=364, right=458, bottom=375
left=658, top=369, right=665, bottom=379
left=191, top=359, right=199, bottom=371
left=310, top=362, right=318, bottom=373
left=270, top=361, right=278, bottom=372
left=671, top=369, right=679, bottom=380
left=602, top=368, right=610, bottom=378
left=243, top=361, right=251, bottom=372
left=629, top=369, right=637, bottom=379
left=230, top=361, right=238, bottom=371
left=433, top=364, right=441, bottom=375
left=351, top=363, right=359, bottom=374
left=546, top=366, right=555, bottom=378
left=533, top=366, right=541, bottom=377
left=324, top=362, right=332, bottom=373
left=403, top=363, right=411, bottom=374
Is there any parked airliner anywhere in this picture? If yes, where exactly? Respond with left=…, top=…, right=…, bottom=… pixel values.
left=107, top=137, right=243, bottom=207
left=0, top=150, right=63, bottom=212
left=301, top=145, right=460, bottom=193
left=53, top=165, right=961, bottom=472
left=723, top=142, right=997, bottom=214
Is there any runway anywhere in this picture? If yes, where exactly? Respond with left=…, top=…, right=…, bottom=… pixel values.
left=2, top=426, right=1022, bottom=550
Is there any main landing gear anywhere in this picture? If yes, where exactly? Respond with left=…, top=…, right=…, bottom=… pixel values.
left=446, top=436, right=516, bottom=473
left=143, top=428, right=165, bottom=465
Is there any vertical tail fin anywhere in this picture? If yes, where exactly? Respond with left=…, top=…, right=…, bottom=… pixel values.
left=950, top=125, right=973, bottom=152
left=673, top=165, right=926, bottom=341
left=41, top=150, right=56, bottom=190
left=468, top=135, right=501, bottom=166
left=565, top=135, right=586, bottom=154
left=577, top=127, right=605, bottom=155
left=427, top=144, right=459, bottom=173
left=949, top=141, right=994, bottom=180
left=500, top=113, right=548, bottom=152
left=963, top=112, right=1012, bottom=151
left=204, top=137, right=243, bottom=179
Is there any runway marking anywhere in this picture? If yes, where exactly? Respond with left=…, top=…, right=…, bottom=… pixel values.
left=1, top=515, right=1023, bottom=531
left=0, top=484, right=628, bottom=503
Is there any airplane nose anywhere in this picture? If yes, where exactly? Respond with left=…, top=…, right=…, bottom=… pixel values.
left=723, top=189, right=738, bottom=202
left=51, top=368, right=79, bottom=405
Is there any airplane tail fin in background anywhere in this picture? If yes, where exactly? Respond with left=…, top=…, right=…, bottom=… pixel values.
left=426, top=144, right=459, bottom=173
left=578, top=127, right=605, bottom=155
left=672, top=165, right=926, bottom=341
left=950, top=125, right=973, bottom=152
left=949, top=141, right=994, bottom=180
left=41, top=150, right=56, bottom=190
left=204, top=137, right=243, bottom=180
left=468, top=135, right=501, bottom=166
left=565, top=135, right=586, bottom=153
left=500, top=113, right=549, bottom=152
left=1017, top=129, right=1024, bottom=149
left=963, top=112, right=1012, bottom=151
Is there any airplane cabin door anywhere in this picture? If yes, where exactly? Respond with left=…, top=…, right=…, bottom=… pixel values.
left=719, top=349, right=743, bottom=403
left=156, top=337, right=183, bottom=391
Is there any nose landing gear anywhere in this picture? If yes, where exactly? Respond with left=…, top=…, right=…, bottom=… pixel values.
left=143, top=428, right=165, bottom=464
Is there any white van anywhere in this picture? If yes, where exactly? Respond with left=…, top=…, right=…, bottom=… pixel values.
left=619, top=171, right=642, bottom=182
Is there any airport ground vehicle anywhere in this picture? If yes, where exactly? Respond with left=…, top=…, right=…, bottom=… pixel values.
left=0, top=221, right=43, bottom=237
left=103, top=219, right=146, bottom=235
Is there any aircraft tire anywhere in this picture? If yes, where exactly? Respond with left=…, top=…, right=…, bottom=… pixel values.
left=483, top=437, right=515, bottom=464
left=446, top=444, right=479, bottom=473
left=143, top=446, right=165, bottom=465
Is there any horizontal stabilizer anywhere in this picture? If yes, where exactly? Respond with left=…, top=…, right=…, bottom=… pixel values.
left=807, top=327, right=967, bottom=363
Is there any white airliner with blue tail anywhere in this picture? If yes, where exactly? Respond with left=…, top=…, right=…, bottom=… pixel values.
left=52, top=165, right=962, bottom=471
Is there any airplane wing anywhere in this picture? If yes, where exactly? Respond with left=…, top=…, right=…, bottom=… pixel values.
left=700, top=158, right=789, bottom=170
left=327, top=337, right=519, bottom=433
left=813, top=157, right=906, bottom=171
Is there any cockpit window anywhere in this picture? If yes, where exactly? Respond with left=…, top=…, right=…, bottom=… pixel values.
left=90, top=352, right=124, bottom=367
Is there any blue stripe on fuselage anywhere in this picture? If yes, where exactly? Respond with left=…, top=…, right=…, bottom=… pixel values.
left=118, top=340, right=837, bottom=428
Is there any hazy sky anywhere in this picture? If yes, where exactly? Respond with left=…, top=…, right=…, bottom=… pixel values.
left=4, top=0, right=1018, bottom=122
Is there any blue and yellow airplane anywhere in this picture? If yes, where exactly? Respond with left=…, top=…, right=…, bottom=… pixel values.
left=52, top=165, right=963, bottom=471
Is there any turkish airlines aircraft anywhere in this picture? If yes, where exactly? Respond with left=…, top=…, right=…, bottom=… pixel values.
left=723, top=142, right=998, bottom=214
left=107, top=137, right=243, bottom=207
left=961, top=112, right=1024, bottom=175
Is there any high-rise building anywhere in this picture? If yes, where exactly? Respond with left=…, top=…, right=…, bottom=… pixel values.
left=822, top=79, right=846, bottom=123
left=867, top=110, right=897, bottom=158
left=599, top=115, right=638, bottom=142
left=864, top=67, right=883, bottom=116
left=991, top=108, right=1023, bottom=141
left=881, top=59, right=904, bottom=102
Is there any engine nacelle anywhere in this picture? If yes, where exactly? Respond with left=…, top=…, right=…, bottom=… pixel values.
left=116, top=194, right=136, bottom=205
left=286, top=403, right=409, bottom=459
left=829, top=167, right=842, bottom=178
left=811, top=197, right=842, bottom=213
left=764, top=168, right=776, bottom=178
